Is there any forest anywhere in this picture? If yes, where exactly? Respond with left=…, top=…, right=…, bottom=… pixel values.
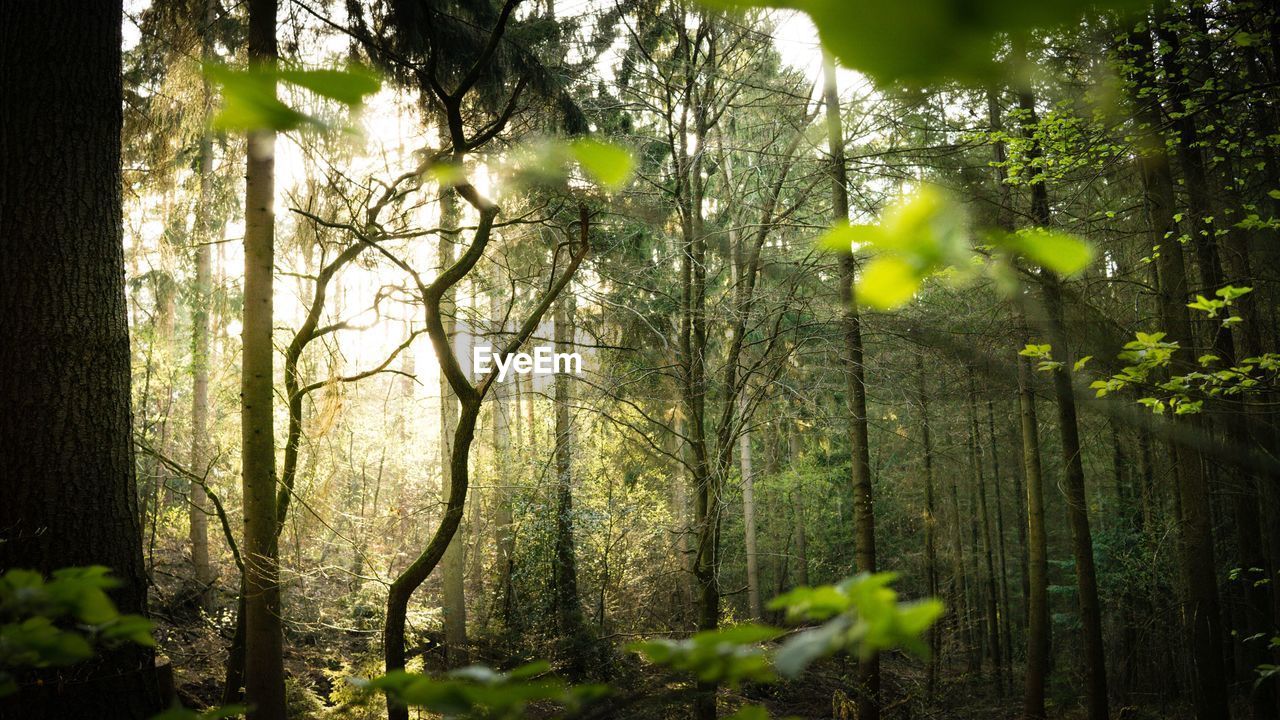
left=2, top=0, right=1280, bottom=719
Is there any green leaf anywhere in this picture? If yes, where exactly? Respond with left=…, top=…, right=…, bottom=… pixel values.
left=204, top=63, right=379, bottom=132
left=276, top=67, right=379, bottom=106
left=1073, top=355, right=1092, bottom=372
left=570, top=138, right=635, bottom=191
left=773, top=615, right=851, bottom=678
left=856, top=257, right=920, bottom=309
left=699, top=0, right=1145, bottom=84
left=1005, top=229, right=1094, bottom=275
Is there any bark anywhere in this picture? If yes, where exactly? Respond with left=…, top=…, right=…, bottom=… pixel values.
left=188, top=0, right=218, bottom=611
left=1018, top=83, right=1109, bottom=720
left=0, top=2, right=162, bottom=716
left=1125, top=23, right=1230, bottom=720
left=438, top=188, right=468, bottom=667
left=1018, top=321, right=1051, bottom=720
left=239, top=1, right=287, bottom=717
left=968, top=371, right=1004, bottom=692
left=823, top=51, right=880, bottom=720
left=916, top=358, right=940, bottom=699
left=552, top=290, right=588, bottom=677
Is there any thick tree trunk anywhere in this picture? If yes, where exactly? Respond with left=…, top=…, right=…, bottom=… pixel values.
left=0, top=3, right=162, bottom=717
left=1125, top=24, right=1230, bottom=720
left=823, top=51, right=880, bottom=720
left=240, top=1, right=286, bottom=717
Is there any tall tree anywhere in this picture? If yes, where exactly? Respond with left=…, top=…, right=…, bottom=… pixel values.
left=239, top=0, right=287, bottom=716
left=1017, top=79, right=1109, bottom=720
left=1123, top=21, right=1230, bottom=720
left=189, top=0, right=219, bottom=612
left=1018, top=316, right=1051, bottom=720
left=823, top=51, right=880, bottom=720
left=0, top=2, right=163, bottom=717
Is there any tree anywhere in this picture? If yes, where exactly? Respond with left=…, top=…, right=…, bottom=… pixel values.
left=239, top=0, right=288, bottom=717
left=823, top=51, right=880, bottom=720
left=0, top=2, right=162, bottom=717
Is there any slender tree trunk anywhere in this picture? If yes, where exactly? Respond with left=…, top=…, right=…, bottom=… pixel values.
left=1018, top=320, right=1051, bottom=720
left=552, top=291, right=587, bottom=677
left=239, top=1, right=286, bottom=718
left=1018, top=83, right=1109, bottom=720
left=491, top=285, right=515, bottom=629
left=969, top=371, right=1004, bottom=693
left=0, top=3, right=162, bottom=717
left=438, top=189, right=468, bottom=667
left=917, top=357, right=940, bottom=699
left=823, top=51, right=880, bottom=720
left=189, top=0, right=218, bottom=610
left=988, top=399, right=1014, bottom=676
left=739, top=394, right=762, bottom=620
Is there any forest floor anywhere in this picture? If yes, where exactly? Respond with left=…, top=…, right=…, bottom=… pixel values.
left=145, top=556, right=1202, bottom=720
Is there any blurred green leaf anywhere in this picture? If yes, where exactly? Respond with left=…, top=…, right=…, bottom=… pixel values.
left=204, top=63, right=379, bottom=132
left=571, top=138, right=635, bottom=190
left=277, top=67, right=379, bottom=105
left=1002, top=228, right=1094, bottom=275
left=701, top=0, right=1145, bottom=84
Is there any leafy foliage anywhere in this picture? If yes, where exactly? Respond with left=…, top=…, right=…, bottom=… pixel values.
left=0, top=567, right=155, bottom=697
left=633, top=573, right=941, bottom=685
left=819, top=187, right=1094, bottom=309
left=204, top=63, right=380, bottom=131
left=354, top=660, right=607, bottom=719
left=702, top=0, right=1144, bottom=84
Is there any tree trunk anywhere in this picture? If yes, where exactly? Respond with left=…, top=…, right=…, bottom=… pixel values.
left=552, top=290, right=587, bottom=677
left=968, top=371, right=1004, bottom=693
left=1125, top=23, right=1230, bottom=720
left=823, top=51, right=880, bottom=720
left=0, top=3, right=162, bottom=717
left=438, top=188, right=468, bottom=667
left=987, top=398, right=1014, bottom=681
left=188, top=0, right=218, bottom=611
left=1018, top=83, right=1109, bottom=720
left=1018, top=320, right=1051, bottom=720
left=917, top=357, right=940, bottom=699
left=240, top=1, right=286, bottom=717
left=491, top=284, right=515, bottom=629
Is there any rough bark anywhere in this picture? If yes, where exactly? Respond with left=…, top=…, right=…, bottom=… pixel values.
left=1125, top=23, right=1230, bottom=720
left=0, top=3, right=162, bottom=717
